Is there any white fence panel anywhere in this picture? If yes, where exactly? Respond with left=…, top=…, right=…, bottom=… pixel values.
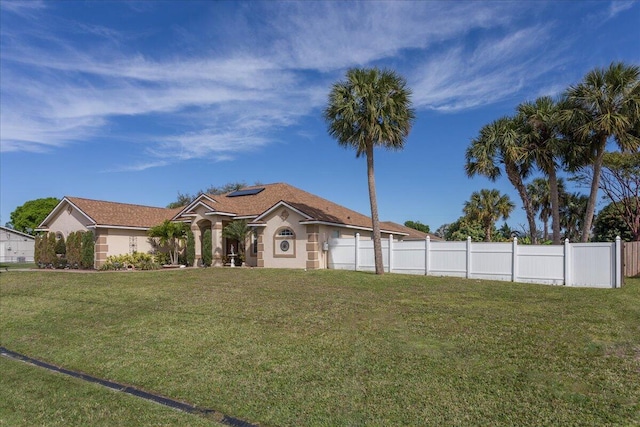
left=392, top=240, right=426, bottom=274
left=470, top=242, right=512, bottom=281
left=429, top=241, right=467, bottom=277
left=327, top=238, right=354, bottom=270
left=328, top=235, right=622, bottom=288
left=517, top=245, right=565, bottom=285
left=571, top=243, right=615, bottom=288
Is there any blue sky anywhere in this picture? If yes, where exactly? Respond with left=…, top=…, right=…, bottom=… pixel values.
left=1, top=1, right=638, bottom=233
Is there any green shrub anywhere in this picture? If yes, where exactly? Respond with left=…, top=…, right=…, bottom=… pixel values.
left=100, top=252, right=160, bottom=271
left=186, top=229, right=195, bottom=267
left=66, top=232, right=82, bottom=268
left=55, top=234, right=66, bottom=256
left=81, top=231, right=95, bottom=269
left=202, top=229, right=212, bottom=267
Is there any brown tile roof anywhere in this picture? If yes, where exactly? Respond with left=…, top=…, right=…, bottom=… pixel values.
left=65, top=197, right=181, bottom=228
left=177, top=183, right=423, bottom=236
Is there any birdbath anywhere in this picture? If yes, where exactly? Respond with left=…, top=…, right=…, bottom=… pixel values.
left=229, top=245, right=236, bottom=268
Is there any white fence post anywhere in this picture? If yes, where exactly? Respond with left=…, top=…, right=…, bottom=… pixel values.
left=615, top=236, right=622, bottom=288
left=355, top=233, right=360, bottom=271
left=564, top=238, right=571, bottom=286
left=466, top=236, right=472, bottom=279
left=512, top=237, right=518, bottom=282
left=388, top=234, right=394, bottom=273
left=425, top=236, right=430, bottom=276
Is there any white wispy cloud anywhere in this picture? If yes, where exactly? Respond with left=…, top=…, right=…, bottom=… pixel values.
left=0, top=1, right=588, bottom=166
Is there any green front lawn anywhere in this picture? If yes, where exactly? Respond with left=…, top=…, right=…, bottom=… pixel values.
left=1, top=269, right=639, bottom=426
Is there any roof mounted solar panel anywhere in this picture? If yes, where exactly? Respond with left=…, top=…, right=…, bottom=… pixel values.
left=227, top=187, right=265, bottom=197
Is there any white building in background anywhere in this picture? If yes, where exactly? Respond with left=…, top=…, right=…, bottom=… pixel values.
left=0, top=226, right=35, bottom=263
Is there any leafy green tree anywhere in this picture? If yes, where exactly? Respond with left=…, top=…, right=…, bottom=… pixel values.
left=519, top=96, right=565, bottom=244
left=324, top=68, right=415, bottom=274
left=563, top=62, right=640, bottom=241
left=465, top=116, right=538, bottom=243
left=186, top=229, right=196, bottom=266
left=444, top=217, right=487, bottom=242
left=44, top=232, right=57, bottom=266
left=404, top=220, right=430, bottom=234
left=222, top=220, right=251, bottom=265
left=463, top=189, right=515, bottom=242
left=9, top=197, right=59, bottom=235
left=202, top=229, right=212, bottom=267
left=166, top=182, right=255, bottom=208
left=148, top=220, right=188, bottom=265
left=81, top=231, right=95, bottom=269
left=593, top=200, right=636, bottom=242
left=167, top=192, right=195, bottom=209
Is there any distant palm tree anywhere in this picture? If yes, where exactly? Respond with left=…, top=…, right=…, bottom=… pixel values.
left=465, top=117, right=538, bottom=243
left=527, top=177, right=566, bottom=242
left=560, top=193, right=589, bottom=242
left=324, top=68, right=415, bottom=274
left=519, top=96, right=564, bottom=245
left=563, top=62, right=640, bottom=241
left=463, top=189, right=515, bottom=242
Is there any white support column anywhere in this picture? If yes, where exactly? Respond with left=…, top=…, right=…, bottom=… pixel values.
left=466, top=236, right=472, bottom=279
left=615, top=236, right=623, bottom=288
left=425, top=236, right=430, bottom=276
left=564, top=238, right=571, bottom=286
left=388, top=234, right=393, bottom=273
left=355, top=233, right=360, bottom=272
left=512, top=237, right=518, bottom=282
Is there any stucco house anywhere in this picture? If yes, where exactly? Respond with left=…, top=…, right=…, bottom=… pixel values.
left=38, top=182, right=432, bottom=269
left=0, top=225, right=35, bottom=263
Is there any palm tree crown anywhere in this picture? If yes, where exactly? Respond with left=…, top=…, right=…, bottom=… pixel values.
left=563, top=62, right=640, bottom=241
left=463, top=189, right=515, bottom=242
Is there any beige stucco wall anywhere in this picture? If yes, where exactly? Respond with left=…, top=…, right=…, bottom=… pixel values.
left=260, top=207, right=308, bottom=269
left=45, top=202, right=93, bottom=236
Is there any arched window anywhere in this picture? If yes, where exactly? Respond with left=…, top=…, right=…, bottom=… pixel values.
left=274, top=227, right=295, bottom=257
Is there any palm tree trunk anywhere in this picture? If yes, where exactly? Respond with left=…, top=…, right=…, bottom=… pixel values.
left=366, top=143, right=384, bottom=275
left=581, top=140, right=605, bottom=242
left=548, top=169, right=561, bottom=245
left=505, top=162, right=538, bottom=244
left=542, top=218, right=549, bottom=241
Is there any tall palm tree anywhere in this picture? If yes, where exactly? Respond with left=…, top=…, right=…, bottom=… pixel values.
left=324, top=68, right=415, bottom=274
left=563, top=62, right=640, bottom=241
left=463, top=189, right=515, bottom=242
left=465, top=116, right=538, bottom=243
left=518, top=96, right=565, bottom=245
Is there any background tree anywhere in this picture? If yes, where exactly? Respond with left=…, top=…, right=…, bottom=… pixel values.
left=563, top=62, right=640, bottom=241
left=404, top=220, right=430, bottom=234
left=166, top=182, right=255, bottom=208
left=463, top=189, right=515, bottom=242
left=465, top=116, right=538, bottom=243
left=560, top=193, right=589, bottom=241
left=202, top=229, right=212, bottom=267
left=222, top=220, right=251, bottom=265
left=572, top=151, right=639, bottom=241
left=148, top=220, right=188, bottom=265
left=592, top=200, right=636, bottom=242
left=444, top=217, right=487, bottom=242
left=8, top=197, right=59, bottom=235
left=324, top=67, right=415, bottom=274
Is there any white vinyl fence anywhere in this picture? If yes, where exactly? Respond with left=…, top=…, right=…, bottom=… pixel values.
left=328, top=235, right=624, bottom=288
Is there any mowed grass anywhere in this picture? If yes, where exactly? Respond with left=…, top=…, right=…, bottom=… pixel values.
left=1, top=269, right=639, bottom=426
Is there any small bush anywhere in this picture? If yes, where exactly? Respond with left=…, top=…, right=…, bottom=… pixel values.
left=202, top=229, right=212, bottom=267
left=186, top=229, right=196, bottom=267
left=81, top=231, right=95, bottom=269
left=100, top=252, right=160, bottom=271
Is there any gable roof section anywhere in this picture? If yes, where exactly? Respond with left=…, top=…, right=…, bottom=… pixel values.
left=174, top=183, right=422, bottom=236
left=39, top=197, right=181, bottom=230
